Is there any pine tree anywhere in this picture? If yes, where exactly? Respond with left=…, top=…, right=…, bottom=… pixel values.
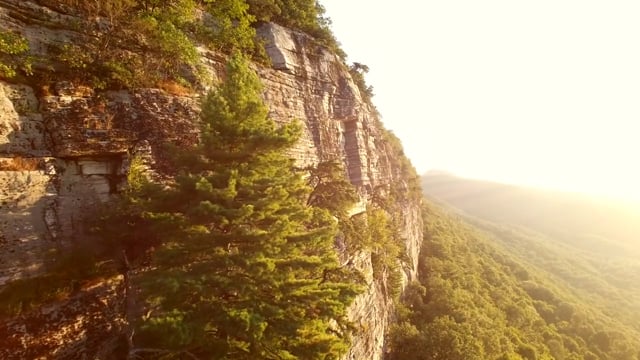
left=306, top=160, right=359, bottom=219
left=133, top=53, right=361, bottom=359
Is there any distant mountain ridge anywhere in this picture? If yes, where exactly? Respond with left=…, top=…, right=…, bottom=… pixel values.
left=422, top=171, right=640, bottom=258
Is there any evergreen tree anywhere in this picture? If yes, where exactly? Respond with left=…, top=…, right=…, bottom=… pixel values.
left=133, top=53, right=361, bottom=359
left=306, top=160, right=359, bottom=219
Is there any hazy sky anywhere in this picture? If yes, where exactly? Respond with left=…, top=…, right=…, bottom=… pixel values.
left=321, top=0, right=640, bottom=202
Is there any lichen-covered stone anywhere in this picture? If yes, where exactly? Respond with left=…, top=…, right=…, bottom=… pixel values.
left=0, top=83, right=49, bottom=157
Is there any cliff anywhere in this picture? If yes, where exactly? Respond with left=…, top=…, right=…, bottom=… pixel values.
left=0, top=1, right=423, bottom=359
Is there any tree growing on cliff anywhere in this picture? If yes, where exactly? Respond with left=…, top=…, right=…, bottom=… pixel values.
left=133, top=53, right=361, bottom=359
left=306, top=160, right=359, bottom=219
left=348, top=62, right=374, bottom=101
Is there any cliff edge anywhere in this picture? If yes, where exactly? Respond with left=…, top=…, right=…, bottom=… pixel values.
left=0, top=1, right=422, bottom=359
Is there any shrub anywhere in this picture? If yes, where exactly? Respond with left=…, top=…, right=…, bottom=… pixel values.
left=0, top=30, right=32, bottom=79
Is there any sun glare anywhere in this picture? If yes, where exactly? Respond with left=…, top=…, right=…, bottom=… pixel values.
left=322, top=0, right=640, bottom=204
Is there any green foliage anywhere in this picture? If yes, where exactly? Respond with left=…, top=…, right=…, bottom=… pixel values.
left=55, top=44, right=91, bottom=70
left=35, top=0, right=347, bottom=88
left=379, top=129, right=422, bottom=202
left=246, top=0, right=345, bottom=57
left=305, top=157, right=413, bottom=302
left=340, top=207, right=404, bottom=300
left=386, top=200, right=640, bottom=360
left=307, top=160, right=359, bottom=218
left=349, top=62, right=374, bottom=101
left=245, top=0, right=280, bottom=22
left=0, top=30, right=32, bottom=79
left=131, top=53, right=362, bottom=358
left=196, top=52, right=299, bottom=157
left=367, top=209, right=401, bottom=276
left=52, top=0, right=137, bottom=23
left=137, top=15, right=199, bottom=68
left=202, top=0, right=257, bottom=54
left=422, top=174, right=640, bottom=344
left=137, top=0, right=197, bottom=25
left=48, top=0, right=201, bottom=89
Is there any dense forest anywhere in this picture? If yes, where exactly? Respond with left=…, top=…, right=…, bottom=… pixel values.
left=422, top=172, right=640, bottom=329
left=386, top=181, right=640, bottom=359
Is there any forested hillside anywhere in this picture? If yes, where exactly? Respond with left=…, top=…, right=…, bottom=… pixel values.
left=422, top=172, right=640, bottom=257
left=421, top=172, right=640, bottom=332
left=387, top=200, right=640, bottom=359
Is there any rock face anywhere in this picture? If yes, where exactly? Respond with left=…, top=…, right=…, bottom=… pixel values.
left=0, top=2, right=423, bottom=359
left=0, top=275, right=126, bottom=360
